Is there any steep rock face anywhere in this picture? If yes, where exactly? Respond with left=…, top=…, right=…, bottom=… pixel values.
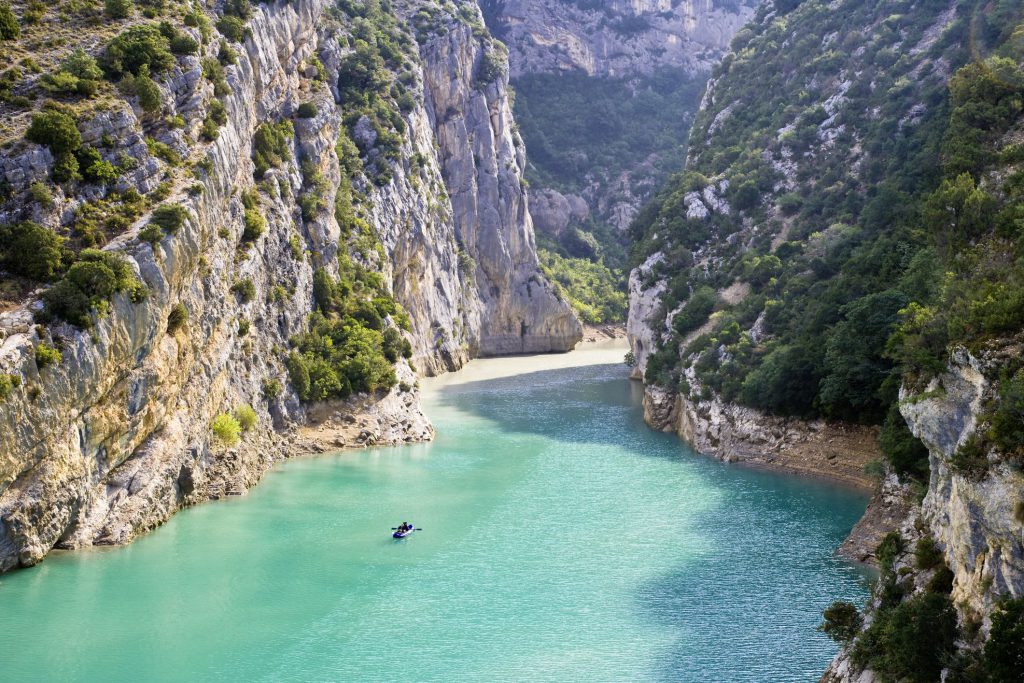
left=420, top=19, right=582, bottom=355
left=902, top=348, right=1024, bottom=617
left=483, top=0, right=754, bottom=77
left=0, top=0, right=579, bottom=572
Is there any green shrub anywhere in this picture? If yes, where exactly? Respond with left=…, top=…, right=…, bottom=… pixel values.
left=949, top=435, right=989, bottom=478
left=28, top=182, right=54, bottom=208
left=133, top=67, right=162, bottom=112
left=35, top=342, right=62, bottom=369
left=168, top=34, right=198, bottom=56
left=0, top=373, right=20, bottom=400
left=242, top=208, right=265, bottom=242
left=138, top=224, right=163, bottom=246
left=211, top=412, right=241, bottom=446
left=672, top=286, right=717, bottom=336
left=43, top=49, right=104, bottom=96
left=262, top=378, right=282, bottom=399
left=41, top=249, right=145, bottom=328
left=150, top=204, right=187, bottom=233
left=103, top=24, right=176, bottom=77
left=234, top=404, right=257, bottom=431
left=914, top=535, right=943, bottom=570
left=876, top=532, right=906, bottom=575
left=0, top=222, right=66, bottom=281
left=104, top=0, right=133, bottom=19
left=231, top=278, right=255, bottom=302
left=216, top=15, right=247, bottom=43
left=166, top=302, right=187, bottom=333
left=252, top=120, right=292, bottom=178
left=0, top=3, right=19, bottom=40
left=296, top=102, right=318, bottom=118
left=988, top=373, right=1024, bottom=457
left=850, top=593, right=958, bottom=683
left=880, top=405, right=930, bottom=481
left=819, top=601, right=863, bottom=644
left=984, top=597, right=1024, bottom=682
left=26, top=109, right=81, bottom=156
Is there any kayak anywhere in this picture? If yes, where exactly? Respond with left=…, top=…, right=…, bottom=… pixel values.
left=392, top=527, right=415, bottom=539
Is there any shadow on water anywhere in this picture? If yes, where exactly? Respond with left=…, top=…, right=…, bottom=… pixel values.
left=434, top=360, right=873, bottom=682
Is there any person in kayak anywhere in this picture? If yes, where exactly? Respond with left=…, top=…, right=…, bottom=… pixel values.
left=398, top=522, right=411, bottom=533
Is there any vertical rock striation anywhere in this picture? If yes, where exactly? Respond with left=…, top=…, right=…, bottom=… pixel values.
left=0, top=0, right=579, bottom=572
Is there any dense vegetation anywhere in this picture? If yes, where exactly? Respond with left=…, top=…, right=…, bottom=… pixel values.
left=514, top=69, right=705, bottom=324
left=633, top=0, right=1024, bottom=482
left=283, top=0, right=416, bottom=403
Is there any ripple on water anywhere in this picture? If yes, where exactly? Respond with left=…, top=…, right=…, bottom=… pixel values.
left=0, top=360, right=870, bottom=683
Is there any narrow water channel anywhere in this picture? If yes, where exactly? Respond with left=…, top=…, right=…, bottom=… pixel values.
left=0, top=345, right=870, bottom=682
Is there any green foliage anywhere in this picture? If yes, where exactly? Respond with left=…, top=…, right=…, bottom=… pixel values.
left=43, top=50, right=104, bottom=96
left=672, top=286, right=717, bottom=337
left=242, top=208, right=266, bottom=242
left=166, top=302, right=187, bottom=333
left=252, top=120, right=292, bottom=178
left=103, top=24, right=176, bottom=78
left=262, top=378, right=282, bottom=399
left=880, top=404, right=930, bottom=481
left=28, top=182, right=54, bottom=208
left=211, top=412, right=241, bottom=446
left=231, top=278, right=255, bottom=303
left=538, top=250, right=627, bottom=324
left=949, top=434, right=989, bottom=478
left=138, top=224, right=163, bottom=246
left=41, top=250, right=145, bottom=328
left=876, top=532, right=905, bottom=575
left=819, top=601, right=863, bottom=644
left=296, top=101, right=318, bottom=118
left=286, top=266, right=405, bottom=402
left=150, top=204, right=187, bottom=233
left=104, top=0, right=133, bottom=19
left=34, top=342, right=62, bottom=369
left=0, top=373, right=20, bottom=400
left=914, top=535, right=944, bottom=571
left=983, top=597, right=1024, bottom=682
left=0, top=3, right=19, bottom=40
left=26, top=108, right=81, bottom=163
left=216, top=15, right=248, bottom=43
left=133, top=67, right=162, bottom=112
left=987, top=372, right=1024, bottom=457
left=234, top=404, right=257, bottom=431
left=0, top=222, right=67, bottom=281
left=851, top=593, right=958, bottom=683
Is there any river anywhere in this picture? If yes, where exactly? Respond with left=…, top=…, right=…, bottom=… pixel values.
left=0, top=342, right=870, bottom=681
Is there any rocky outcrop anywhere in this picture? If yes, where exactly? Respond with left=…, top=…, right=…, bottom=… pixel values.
left=483, top=0, right=755, bottom=78
left=420, top=18, right=582, bottom=355
left=642, top=376, right=879, bottom=489
left=529, top=188, right=589, bottom=236
left=902, top=347, right=1024, bottom=617
left=0, top=0, right=579, bottom=572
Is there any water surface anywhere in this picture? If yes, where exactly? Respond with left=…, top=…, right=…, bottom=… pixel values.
left=0, top=350, right=869, bottom=681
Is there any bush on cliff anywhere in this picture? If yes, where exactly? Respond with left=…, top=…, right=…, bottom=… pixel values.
left=211, top=412, right=241, bottom=446
left=850, top=592, right=958, bottom=683
left=40, top=249, right=146, bottom=328
left=0, top=222, right=67, bottom=281
left=103, top=24, right=176, bottom=78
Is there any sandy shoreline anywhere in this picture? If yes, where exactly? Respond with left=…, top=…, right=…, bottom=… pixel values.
left=422, top=336, right=629, bottom=395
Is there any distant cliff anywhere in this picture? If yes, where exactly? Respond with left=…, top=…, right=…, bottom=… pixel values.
left=482, top=0, right=753, bottom=78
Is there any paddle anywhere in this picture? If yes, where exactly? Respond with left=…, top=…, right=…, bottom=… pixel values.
left=391, top=527, right=423, bottom=530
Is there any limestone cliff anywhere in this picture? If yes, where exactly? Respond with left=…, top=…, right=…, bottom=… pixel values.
left=482, top=0, right=754, bottom=78
left=0, top=0, right=579, bottom=572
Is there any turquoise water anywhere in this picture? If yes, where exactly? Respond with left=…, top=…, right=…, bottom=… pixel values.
left=0, top=360, right=870, bottom=682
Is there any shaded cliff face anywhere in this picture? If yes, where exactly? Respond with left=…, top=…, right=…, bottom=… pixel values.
left=482, top=0, right=753, bottom=78
left=0, top=0, right=579, bottom=572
